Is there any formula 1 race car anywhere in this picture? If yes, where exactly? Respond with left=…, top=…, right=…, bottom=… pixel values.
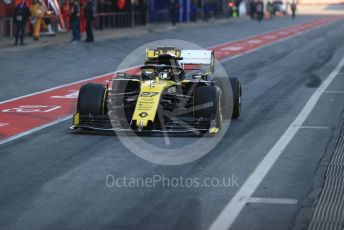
left=71, top=47, right=241, bottom=134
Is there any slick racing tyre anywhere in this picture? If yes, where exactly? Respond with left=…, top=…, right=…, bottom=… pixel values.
left=193, top=85, right=222, bottom=129
left=211, top=76, right=230, bottom=119
left=77, top=83, right=107, bottom=116
left=230, top=77, right=241, bottom=119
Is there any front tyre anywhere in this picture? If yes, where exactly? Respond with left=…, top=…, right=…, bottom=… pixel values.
left=77, top=83, right=107, bottom=116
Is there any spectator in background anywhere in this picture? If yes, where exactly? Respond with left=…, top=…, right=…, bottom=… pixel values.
left=228, top=0, right=235, bottom=17
left=84, top=0, right=94, bottom=42
left=190, top=0, right=197, bottom=22
left=30, top=0, right=47, bottom=41
left=97, top=0, right=105, bottom=30
left=108, top=0, right=115, bottom=28
left=212, top=0, right=218, bottom=18
left=13, top=0, right=30, bottom=46
left=139, top=0, right=147, bottom=25
left=170, top=0, right=180, bottom=26
left=104, top=0, right=111, bottom=28
left=221, top=0, right=225, bottom=17
left=255, top=0, right=264, bottom=22
left=203, top=0, right=210, bottom=22
left=249, top=0, right=256, bottom=19
left=209, top=0, right=214, bottom=19
left=62, top=2, right=71, bottom=32
left=71, top=0, right=80, bottom=42
left=266, top=1, right=273, bottom=18
left=290, top=2, right=297, bottom=19
left=234, top=0, right=240, bottom=17
left=133, top=0, right=139, bottom=25
left=215, top=0, right=222, bottom=18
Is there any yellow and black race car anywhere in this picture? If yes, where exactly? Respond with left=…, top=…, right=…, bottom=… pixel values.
left=71, top=47, right=241, bottom=134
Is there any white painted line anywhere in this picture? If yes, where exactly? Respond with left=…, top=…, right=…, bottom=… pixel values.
left=206, top=17, right=340, bottom=50
left=262, top=35, right=277, bottom=40
left=299, top=126, right=331, bottom=130
left=51, top=90, right=79, bottom=99
left=219, top=21, right=329, bottom=64
left=208, top=57, right=344, bottom=230
left=247, top=40, right=262, bottom=44
left=221, top=46, right=243, bottom=51
left=289, top=29, right=300, bottom=33
left=323, top=90, right=344, bottom=94
left=0, top=73, right=112, bottom=105
left=0, top=65, right=139, bottom=105
left=248, top=197, right=298, bottom=205
left=0, top=116, right=72, bottom=145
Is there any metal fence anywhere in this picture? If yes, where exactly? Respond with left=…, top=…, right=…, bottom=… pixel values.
left=95, top=12, right=131, bottom=29
left=132, top=11, right=143, bottom=26
left=197, top=9, right=204, bottom=20
left=0, top=7, right=226, bottom=37
left=0, top=12, right=140, bottom=37
left=0, top=17, right=13, bottom=38
left=94, top=11, right=151, bottom=30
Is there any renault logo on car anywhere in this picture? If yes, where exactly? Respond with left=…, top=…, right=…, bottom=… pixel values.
left=139, top=112, right=149, bottom=118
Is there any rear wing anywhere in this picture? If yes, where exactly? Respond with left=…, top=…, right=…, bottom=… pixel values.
left=145, top=47, right=181, bottom=60
left=145, top=47, right=215, bottom=74
left=180, top=50, right=215, bottom=74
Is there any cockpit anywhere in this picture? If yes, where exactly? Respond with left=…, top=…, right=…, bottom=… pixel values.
left=140, top=65, right=185, bottom=81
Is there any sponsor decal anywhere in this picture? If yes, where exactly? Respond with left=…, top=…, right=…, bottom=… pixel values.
left=140, top=92, right=159, bottom=97
left=167, top=86, right=177, bottom=94
left=139, top=112, right=148, bottom=118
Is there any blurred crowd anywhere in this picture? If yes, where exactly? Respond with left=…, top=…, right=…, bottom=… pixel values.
left=13, top=0, right=95, bottom=45
left=10, top=0, right=297, bottom=47
left=248, top=0, right=297, bottom=22
left=170, top=0, right=239, bottom=25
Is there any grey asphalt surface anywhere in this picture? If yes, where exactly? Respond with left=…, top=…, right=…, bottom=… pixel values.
left=1, top=15, right=344, bottom=230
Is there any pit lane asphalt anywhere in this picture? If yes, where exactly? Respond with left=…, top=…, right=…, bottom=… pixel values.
left=1, top=15, right=344, bottom=230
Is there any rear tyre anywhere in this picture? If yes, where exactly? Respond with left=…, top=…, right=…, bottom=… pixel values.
left=215, top=94, right=222, bottom=129
left=230, top=78, right=241, bottom=119
left=77, top=83, right=107, bottom=116
left=211, top=77, right=229, bottom=119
